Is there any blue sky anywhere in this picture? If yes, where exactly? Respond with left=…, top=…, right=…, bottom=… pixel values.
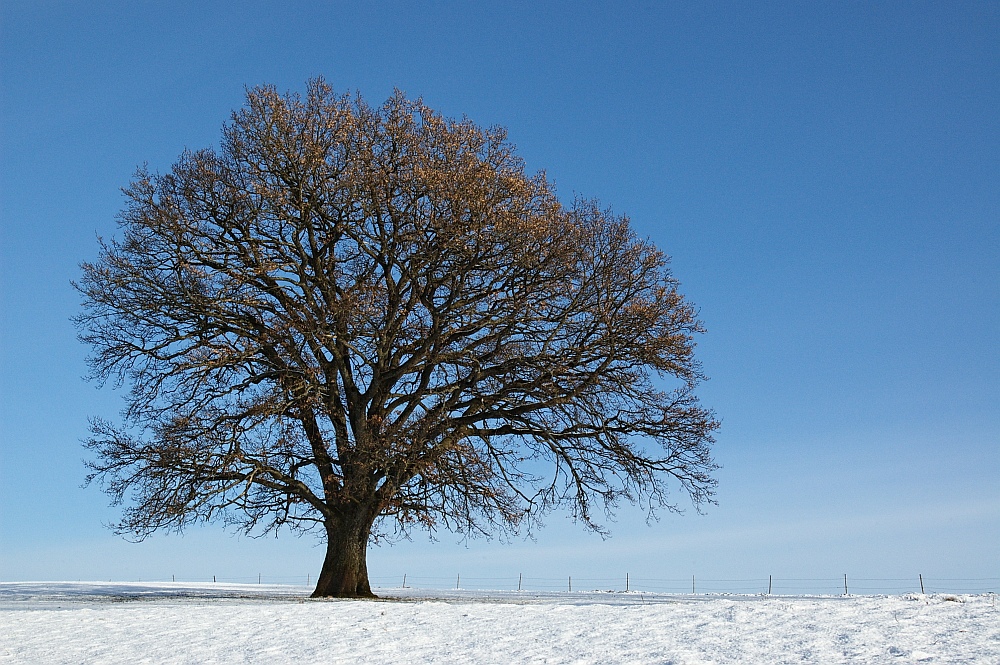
left=1, top=2, right=997, bottom=592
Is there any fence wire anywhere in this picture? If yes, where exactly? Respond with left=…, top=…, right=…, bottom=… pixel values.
left=118, top=574, right=1000, bottom=595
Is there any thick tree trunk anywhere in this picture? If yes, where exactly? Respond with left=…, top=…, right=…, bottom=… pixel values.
left=311, top=514, right=376, bottom=598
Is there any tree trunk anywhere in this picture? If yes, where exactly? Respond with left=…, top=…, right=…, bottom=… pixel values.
left=311, top=514, right=376, bottom=598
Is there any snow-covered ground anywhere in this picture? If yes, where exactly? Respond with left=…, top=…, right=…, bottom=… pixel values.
left=1, top=582, right=997, bottom=663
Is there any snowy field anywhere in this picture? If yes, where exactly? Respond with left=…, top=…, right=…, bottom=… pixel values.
left=1, top=582, right=997, bottom=664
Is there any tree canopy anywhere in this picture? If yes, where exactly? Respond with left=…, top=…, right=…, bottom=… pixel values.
left=76, top=79, right=718, bottom=597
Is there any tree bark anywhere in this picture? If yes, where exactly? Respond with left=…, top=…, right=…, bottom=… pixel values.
left=311, top=513, right=376, bottom=598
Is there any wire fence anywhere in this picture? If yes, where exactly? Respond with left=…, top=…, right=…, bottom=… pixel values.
left=125, top=573, right=1000, bottom=596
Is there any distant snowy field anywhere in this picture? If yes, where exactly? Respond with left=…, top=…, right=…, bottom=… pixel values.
left=1, top=582, right=997, bottom=664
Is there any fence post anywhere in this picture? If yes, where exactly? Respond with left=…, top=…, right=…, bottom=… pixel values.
left=626, top=573, right=629, bottom=592
left=456, top=573, right=460, bottom=590
left=844, top=574, right=848, bottom=596
left=258, top=573, right=261, bottom=585
left=768, top=575, right=772, bottom=595
left=307, top=573, right=310, bottom=587
left=568, top=576, right=572, bottom=592
left=692, top=575, right=695, bottom=594
left=919, top=574, right=924, bottom=594
left=213, top=575, right=216, bottom=583
left=402, top=574, right=407, bottom=589
left=518, top=573, right=522, bottom=592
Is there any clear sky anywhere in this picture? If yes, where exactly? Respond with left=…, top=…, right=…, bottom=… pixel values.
left=1, top=2, right=997, bottom=592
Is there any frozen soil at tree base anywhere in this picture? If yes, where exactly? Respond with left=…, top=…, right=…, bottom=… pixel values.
left=0, top=582, right=997, bottom=663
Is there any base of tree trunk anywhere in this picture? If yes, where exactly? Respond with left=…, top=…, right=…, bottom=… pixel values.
left=310, top=521, right=377, bottom=598
left=310, top=588, right=378, bottom=599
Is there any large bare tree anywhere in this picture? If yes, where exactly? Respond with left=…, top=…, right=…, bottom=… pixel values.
left=76, top=79, right=718, bottom=598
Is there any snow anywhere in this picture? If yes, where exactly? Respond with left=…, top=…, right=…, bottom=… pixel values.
left=1, top=582, right=997, bottom=663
